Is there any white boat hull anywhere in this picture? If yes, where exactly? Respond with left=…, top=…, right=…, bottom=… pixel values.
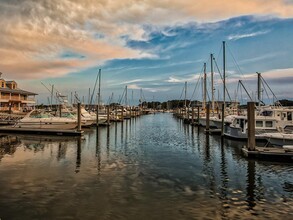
left=262, top=133, right=293, bottom=146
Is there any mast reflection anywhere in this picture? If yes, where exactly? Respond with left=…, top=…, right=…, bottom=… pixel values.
left=75, top=137, right=82, bottom=173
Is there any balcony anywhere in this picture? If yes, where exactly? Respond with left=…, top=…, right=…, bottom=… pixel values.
left=0, top=96, right=35, bottom=104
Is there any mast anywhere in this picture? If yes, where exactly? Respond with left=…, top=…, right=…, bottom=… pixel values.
left=221, top=41, right=226, bottom=136
left=203, top=63, right=207, bottom=110
left=51, top=84, right=54, bottom=109
left=125, top=85, right=128, bottom=106
left=257, top=72, right=261, bottom=106
left=211, top=54, right=215, bottom=114
left=184, top=81, right=187, bottom=107
left=88, top=88, right=90, bottom=109
left=97, top=69, right=101, bottom=108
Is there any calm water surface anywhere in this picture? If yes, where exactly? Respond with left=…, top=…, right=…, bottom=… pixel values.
left=0, top=113, right=292, bottom=219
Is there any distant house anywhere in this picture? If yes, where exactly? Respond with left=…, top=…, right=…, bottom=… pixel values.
left=0, top=75, right=37, bottom=112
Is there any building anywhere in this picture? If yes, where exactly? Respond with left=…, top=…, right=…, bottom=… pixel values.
left=0, top=75, right=37, bottom=112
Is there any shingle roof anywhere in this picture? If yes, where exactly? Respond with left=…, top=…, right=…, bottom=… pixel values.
left=0, top=87, right=37, bottom=95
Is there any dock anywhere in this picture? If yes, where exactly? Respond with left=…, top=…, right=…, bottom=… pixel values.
left=242, top=147, right=293, bottom=162
left=0, top=127, right=83, bottom=136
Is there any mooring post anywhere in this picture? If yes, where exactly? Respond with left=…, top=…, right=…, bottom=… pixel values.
left=77, top=102, right=82, bottom=132
left=206, top=103, right=210, bottom=132
left=247, top=102, right=256, bottom=151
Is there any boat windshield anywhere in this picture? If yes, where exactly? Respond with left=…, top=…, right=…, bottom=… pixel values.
left=30, top=111, right=52, bottom=118
left=260, top=110, right=273, bottom=117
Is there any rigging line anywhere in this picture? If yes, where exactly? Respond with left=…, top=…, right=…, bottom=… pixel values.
left=226, top=44, right=244, bottom=76
left=261, top=79, right=270, bottom=104
left=90, top=70, right=100, bottom=106
left=118, top=87, right=125, bottom=104
left=260, top=75, right=281, bottom=106
left=215, top=43, right=223, bottom=67
left=236, top=81, right=240, bottom=101
left=190, top=64, right=205, bottom=101
left=176, top=84, right=185, bottom=108
left=213, top=59, right=232, bottom=102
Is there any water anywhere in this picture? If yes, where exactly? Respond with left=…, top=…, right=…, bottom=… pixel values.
left=0, top=113, right=292, bottom=219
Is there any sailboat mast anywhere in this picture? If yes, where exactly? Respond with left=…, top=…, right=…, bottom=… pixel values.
left=88, top=88, right=90, bottom=109
left=184, top=81, right=187, bottom=107
left=97, top=69, right=101, bottom=107
left=221, top=41, right=226, bottom=136
left=203, top=63, right=207, bottom=109
left=211, top=54, right=214, bottom=114
left=125, top=86, right=128, bottom=106
left=51, top=85, right=54, bottom=109
left=257, top=72, right=261, bottom=106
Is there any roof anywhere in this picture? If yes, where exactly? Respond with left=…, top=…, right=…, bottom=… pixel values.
left=0, top=87, right=37, bottom=95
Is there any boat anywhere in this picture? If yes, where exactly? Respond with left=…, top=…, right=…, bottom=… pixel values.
left=13, top=110, right=79, bottom=130
left=224, top=115, right=278, bottom=140
left=262, top=132, right=293, bottom=146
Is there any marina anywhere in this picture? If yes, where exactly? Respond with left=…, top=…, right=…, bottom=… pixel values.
left=0, top=1, right=293, bottom=219
left=0, top=113, right=292, bottom=219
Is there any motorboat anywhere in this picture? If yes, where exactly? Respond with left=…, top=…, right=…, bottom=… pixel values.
left=13, top=110, right=79, bottom=130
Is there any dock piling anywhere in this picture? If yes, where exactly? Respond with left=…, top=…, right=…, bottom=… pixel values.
left=77, top=102, right=82, bottom=132
left=206, top=103, right=210, bottom=132
left=247, top=102, right=256, bottom=151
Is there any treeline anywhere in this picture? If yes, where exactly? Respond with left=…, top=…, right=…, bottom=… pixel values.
left=140, top=100, right=201, bottom=109
left=276, top=99, right=293, bottom=106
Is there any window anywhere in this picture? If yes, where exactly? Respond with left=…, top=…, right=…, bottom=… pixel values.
left=256, top=121, right=263, bottom=127
left=287, top=112, right=292, bottom=121
left=265, top=121, right=273, bottom=127
left=1, top=82, right=4, bottom=87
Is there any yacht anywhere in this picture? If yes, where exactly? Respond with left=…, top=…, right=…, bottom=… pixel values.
left=13, top=110, right=79, bottom=130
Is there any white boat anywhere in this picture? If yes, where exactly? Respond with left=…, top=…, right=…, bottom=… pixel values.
left=224, top=106, right=293, bottom=140
left=224, top=115, right=278, bottom=140
left=13, top=110, right=78, bottom=130
left=210, top=114, right=238, bottom=129
left=199, top=116, right=219, bottom=127
left=262, top=132, right=293, bottom=146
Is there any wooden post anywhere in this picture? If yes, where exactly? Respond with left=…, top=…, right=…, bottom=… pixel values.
left=247, top=102, right=256, bottom=151
left=192, top=107, right=194, bottom=124
left=77, top=102, right=82, bottom=131
left=206, top=103, right=210, bottom=132
left=107, top=105, right=110, bottom=125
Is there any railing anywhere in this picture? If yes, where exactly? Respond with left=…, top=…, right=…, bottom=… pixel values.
left=0, top=97, right=35, bottom=102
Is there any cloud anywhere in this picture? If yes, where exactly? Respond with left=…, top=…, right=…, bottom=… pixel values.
left=227, top=30, right=270, bottom=40
left=0, top=0, right=292, bottom=80
left=166, top=75, right=200, bottom=83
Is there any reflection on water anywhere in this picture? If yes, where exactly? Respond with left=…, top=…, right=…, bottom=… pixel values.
left=0, top=113, right=292, bottom=220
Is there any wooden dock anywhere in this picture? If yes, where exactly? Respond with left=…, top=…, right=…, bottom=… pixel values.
left=242, top=147, right=293, bottom=162
left=0, top=127, right=83, bottom=136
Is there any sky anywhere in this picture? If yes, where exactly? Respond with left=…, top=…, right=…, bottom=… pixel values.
left=0, top=0, right=293, bottom=105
